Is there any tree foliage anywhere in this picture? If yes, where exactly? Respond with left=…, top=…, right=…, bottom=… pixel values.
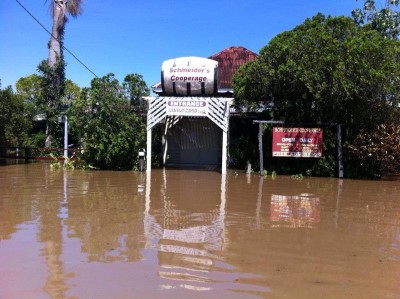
left=63, top=79, right=81, bottom=106
left=0, top=83, right=33, bottom=147
left=349, top=124, right=400, bottom=176
left=16, top=74, right=43, bottom=103
left=68, top=74, right=147, bottom=170
left=234, top=14, right=400, bottom=132
left=37, top=59, right=66, bottom=147
left=231, top=59, right=272, bottom=113
left=352, top=0, right=400, bottom=39
left=15, top=74, right=81, bottom=148
left=122, top=73, right=150, bottom=115
left=16, top=74, right=80, bottom=109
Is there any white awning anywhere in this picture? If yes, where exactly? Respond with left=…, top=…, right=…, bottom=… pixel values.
left=144, top=96, right=233, bottom=132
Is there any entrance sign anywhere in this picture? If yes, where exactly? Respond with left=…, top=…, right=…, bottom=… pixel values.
left=166, top=98, right=208, bottom=116
left=162, top=57, right=218, bottom=96
left=272, top=127, right=323, bottom=158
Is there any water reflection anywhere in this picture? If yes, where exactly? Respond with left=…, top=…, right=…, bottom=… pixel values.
left=39, top=167, right=68, bottom=298
left=270, top=193, right=320, bottom=228
left=1, top=164, right=400, bottom=298
left=64, top=170, right=145, bottom=263
left=144, top=169, right=227, bottom=292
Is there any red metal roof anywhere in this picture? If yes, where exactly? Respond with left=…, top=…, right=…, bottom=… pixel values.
left=208, top=46, right=258, bottom=90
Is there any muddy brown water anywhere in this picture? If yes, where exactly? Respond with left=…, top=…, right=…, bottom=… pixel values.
left=0, top=163, right=399, bottom=299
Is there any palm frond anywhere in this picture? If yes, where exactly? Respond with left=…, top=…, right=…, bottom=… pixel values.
left=67, top=0, right=84, bottom=18
left=47, top=0, right=84, bottom=18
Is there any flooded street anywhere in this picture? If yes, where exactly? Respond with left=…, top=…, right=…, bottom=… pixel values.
left=0, top=163, right=399, bottom=299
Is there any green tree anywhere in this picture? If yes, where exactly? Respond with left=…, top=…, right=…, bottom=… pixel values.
left=349, top=124, right=400, bottom=177
left=68, top=74, right=146, bottom=170
left=16, top=75, right=81, bottom=148
left=234, top=14, right=400, bottom=133
left=0, top=83, right=33, bottom=148
left=16, top=75, right=81, bottom=114
left=231, top=59, right=272, bottom=113
left=352, top=0, right=400, bottom=39
left=63, top=79, right=81, bottom=106
left=15, top=74, right=43, bottom=103
left=122, top=73, right=150, bottom=115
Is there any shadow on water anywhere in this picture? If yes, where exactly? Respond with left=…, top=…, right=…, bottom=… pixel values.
left=0, top=163, right=400, bottom=298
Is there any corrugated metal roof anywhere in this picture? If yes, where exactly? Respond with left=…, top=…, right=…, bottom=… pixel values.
left=208, top=46, right=258, bottom=90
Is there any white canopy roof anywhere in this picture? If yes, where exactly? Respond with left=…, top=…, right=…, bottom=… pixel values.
left=144, top=96, right=233, bottom=132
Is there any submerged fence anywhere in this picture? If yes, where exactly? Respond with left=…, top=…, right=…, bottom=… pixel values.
left=0, top=147, right=78, bottom=163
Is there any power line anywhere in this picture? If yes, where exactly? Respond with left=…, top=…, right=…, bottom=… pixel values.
left=15, top=0, right=99, bottom=79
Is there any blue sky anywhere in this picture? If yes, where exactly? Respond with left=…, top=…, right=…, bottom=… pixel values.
left=1, top=0, right=362, bottom=91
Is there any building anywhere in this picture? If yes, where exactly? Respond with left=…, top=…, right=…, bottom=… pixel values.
left=145, top=46, right=257, bottom=173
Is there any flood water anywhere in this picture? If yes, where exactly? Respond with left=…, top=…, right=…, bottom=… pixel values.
left=0, top=163, right=399, bottom=299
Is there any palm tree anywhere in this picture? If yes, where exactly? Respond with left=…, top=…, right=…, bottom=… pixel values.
left=48, top=0, right=83, bottom=66
left=44, top=0, right=83, bottom=147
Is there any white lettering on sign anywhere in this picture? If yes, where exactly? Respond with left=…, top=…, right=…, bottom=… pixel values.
left=282, top=138, right=296, bottom=142
left=300, top=138, right=313, bottom=143
left=167, top=100, right=206, bottom=107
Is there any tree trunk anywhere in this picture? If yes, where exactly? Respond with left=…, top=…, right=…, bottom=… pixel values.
left=45, top=1, right=66, bottom=147
left=48, top=2, right=66, bottom=67
left=45, top=119, right=53, bottom=148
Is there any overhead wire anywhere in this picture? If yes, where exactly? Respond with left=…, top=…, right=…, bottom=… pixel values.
left=15, top=0, right=99, bottom=78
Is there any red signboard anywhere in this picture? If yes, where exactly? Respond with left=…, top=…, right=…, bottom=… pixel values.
left=272, top=127, right=323, bottom=158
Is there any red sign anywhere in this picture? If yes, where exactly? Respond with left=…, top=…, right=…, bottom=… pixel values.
left=272, top=127, right=323, bottom=158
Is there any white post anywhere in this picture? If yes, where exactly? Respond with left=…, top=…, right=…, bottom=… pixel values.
left=146, top=128, right=152, bottom=172
left=162, top=122, right=168, bottom=166
left=221, top=98, right=232, bottom=174
left=219, top=173, right=227, bottom=250
left=222, top=129, right=227, bottom=174
left=258, top=123, right=263, bottom=175
left=145, top=170, right=151, bottom=214
left=64, top=116, right=68, bottom=162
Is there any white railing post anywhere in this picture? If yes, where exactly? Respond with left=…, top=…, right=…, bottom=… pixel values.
left=146, top=128, right=152, bottom=172
left=64, top=116, right=68, bottom=162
